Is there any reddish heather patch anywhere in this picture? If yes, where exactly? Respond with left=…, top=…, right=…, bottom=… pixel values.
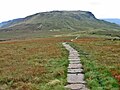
left=111, top=71, right=120, bottom=84
left=115, top=75, right=120, bottom=84
left=73, top=37, right=103, bottom=43
left=73, top=37, right=120, bottom=85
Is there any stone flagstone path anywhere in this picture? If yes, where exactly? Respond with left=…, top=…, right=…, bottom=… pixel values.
left=62, top=42, right=89, bottom=90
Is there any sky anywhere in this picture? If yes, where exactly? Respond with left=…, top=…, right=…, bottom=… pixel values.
left=0, top=0, right=120, bottom=22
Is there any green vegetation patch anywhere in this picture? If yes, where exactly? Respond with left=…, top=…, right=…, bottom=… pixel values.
left=69, top=42, right=119, bottom=90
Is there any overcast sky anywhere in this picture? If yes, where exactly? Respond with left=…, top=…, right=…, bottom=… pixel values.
left=0, top=0, right=120, bottom=22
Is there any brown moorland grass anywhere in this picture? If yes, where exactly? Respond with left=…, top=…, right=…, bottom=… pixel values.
left=73, top=37, right=120, bottom=84
left=0, top=37, right=71, bottom=90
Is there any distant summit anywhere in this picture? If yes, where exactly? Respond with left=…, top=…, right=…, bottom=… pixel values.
left=102, top=19, right=120, bottom=25
left=0, top=18, right=24, bottom=28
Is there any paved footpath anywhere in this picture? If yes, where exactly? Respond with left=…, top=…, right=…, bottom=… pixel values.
left=63, top=42, right=89, bottom=90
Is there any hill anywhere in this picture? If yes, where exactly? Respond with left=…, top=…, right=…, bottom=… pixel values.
left=102, top=18, right=120, bottom=25
left=0, top=10, right=120, bottom=39
left=0, top=11, right=120, bottom=31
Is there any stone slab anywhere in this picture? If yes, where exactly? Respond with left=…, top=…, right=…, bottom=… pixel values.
left=69, top=51, right=78, bottom=53
left=68, top=58, right=80, bottom=61
left=68, top=55, right=80, bottom=58
left=69, top=53, right=79, bottom=55
left=69, top=60, right=81, bottom=64
left=69, top=55, right=80, bottom=57
left=67, top=73, right=85, bottom=84
left=69, top=57, right=80, bottom=59
left=68, top=68, right=83, bottom=73
left=68, top=64, right=82, bottom=69
left=69, top=57, right=80, bottom=60
left=65, top=84, right=85, bottom=90
left=69, top=52, right=79, bottom=54
left=70, top=50, right=78, bottom=52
